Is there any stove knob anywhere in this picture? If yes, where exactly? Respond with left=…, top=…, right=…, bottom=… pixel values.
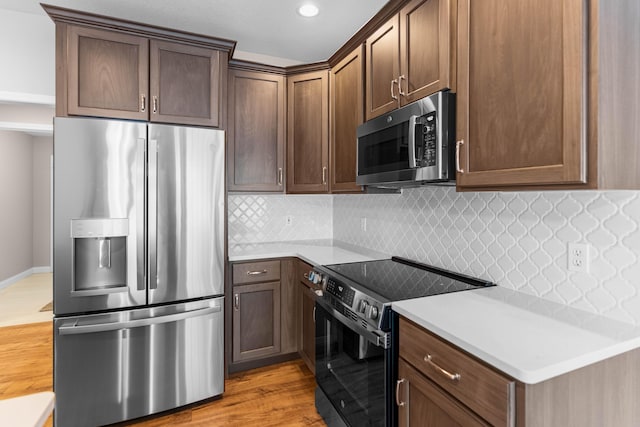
left=308, top=271, right=315, bottom=282
left=359, top=300, right=369, bottom=314
left=313, top=274, right=322, bottom=285
left=368, top=305, right=379, bottom=320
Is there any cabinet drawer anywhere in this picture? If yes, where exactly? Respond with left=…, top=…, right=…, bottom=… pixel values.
left=232, top=260, right=280, bottom=284
left=399, top=317, right=515, bottom=426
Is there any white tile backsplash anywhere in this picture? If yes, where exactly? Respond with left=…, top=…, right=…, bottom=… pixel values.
left=228, top=194, right=333, bottom=243
left=228, top=188, right=640, bottom=325
left=334, top=188, right=640, bottom=325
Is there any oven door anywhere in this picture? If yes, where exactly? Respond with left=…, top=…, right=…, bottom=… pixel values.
left=315, top=298, right=389, bottom=427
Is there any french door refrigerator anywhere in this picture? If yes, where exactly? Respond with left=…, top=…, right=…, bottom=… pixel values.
left=52, top=117, right=225, bottom=427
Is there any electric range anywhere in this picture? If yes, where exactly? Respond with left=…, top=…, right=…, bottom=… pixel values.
left=310, top=256, right=495, bottom=427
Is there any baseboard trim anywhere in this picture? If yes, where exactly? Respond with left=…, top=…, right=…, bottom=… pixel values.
left=0, top=266, right=52, bottom=290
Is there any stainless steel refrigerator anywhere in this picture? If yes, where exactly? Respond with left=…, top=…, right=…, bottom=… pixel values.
left=52, top=117, right=225, bottom=427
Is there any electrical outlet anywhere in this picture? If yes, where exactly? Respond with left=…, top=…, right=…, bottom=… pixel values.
left=360, top=217, right=367, bottom=232
left=568, top=243, right=590, bottom=272
left=285, top=215, right=293, bottom=226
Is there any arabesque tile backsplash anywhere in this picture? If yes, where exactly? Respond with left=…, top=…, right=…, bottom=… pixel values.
left=228, top=194, right=333, bottom=244
left=229, top=189, right=640, bottom=325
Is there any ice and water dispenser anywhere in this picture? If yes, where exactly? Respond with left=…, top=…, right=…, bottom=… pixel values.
left=71, top=218, right=129, bottom=295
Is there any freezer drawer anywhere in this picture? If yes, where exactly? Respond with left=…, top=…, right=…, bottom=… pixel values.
left=53, top=297, right=224, bottom=427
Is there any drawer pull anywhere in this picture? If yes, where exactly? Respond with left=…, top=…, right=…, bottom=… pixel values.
left=395, top=378, right=406, bottom=407
left=424, top=354, right=461, bottom=381
left=246, top=270, right=268, bottom=276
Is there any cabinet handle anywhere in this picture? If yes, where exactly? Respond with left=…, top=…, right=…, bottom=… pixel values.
left=234, top=294, right=239, bottom=310
left=456, top=140, right=464, bottom=173
left=395, top=378, right=406, bottom=407
left=152, top=96, right=158, bottom=114
left=390, top=79, right=399, bottom=101
left=322, top=166, right=327, bottom=185
left=398, top=75, right=406, bottom=96
left=278, top=168, right=283, bottom=186
left=140, top=94, right=146, bottom=112
left=313, top=306, right=316, bottom=323
left=246, top=270, right=268, bottom=276
left=424, top=354, right=461, bottom=381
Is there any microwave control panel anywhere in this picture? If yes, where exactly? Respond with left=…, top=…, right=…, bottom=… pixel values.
left=417, top=111, right=437, bottom=167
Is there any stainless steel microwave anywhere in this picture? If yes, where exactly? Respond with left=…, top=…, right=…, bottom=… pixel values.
left=356, top=90, right=455, bottom=188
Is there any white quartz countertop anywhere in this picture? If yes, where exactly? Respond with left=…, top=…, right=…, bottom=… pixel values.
left=228, top=240, right=388, bottom=266
left=393, top=286, right=640, bottom=384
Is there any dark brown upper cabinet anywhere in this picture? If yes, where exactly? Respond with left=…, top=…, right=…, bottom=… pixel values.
left=455, top=0, right=640, bottom=191
left=149, top=41, right=222, bottom=127
left=365, top=0, right=456, bottom=120
left=330, top=46, right=365, bottom=193
left=455, top=0, right=587, bottom=189
left=67, top=25, right=149, bottom=121
left=286, top=70, right=330, bottom=194
left=227, top=68, right=286, bottom=192
left=46, top=5, right=234, bottom=127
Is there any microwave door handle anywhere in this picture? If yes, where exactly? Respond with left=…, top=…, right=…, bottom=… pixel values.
left=408, top=115, right=418, bottom=168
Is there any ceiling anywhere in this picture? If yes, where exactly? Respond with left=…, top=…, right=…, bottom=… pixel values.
left=0, top=0, right=389, bottom=65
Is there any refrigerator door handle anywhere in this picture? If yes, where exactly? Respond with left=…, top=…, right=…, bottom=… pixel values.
left=148, top=139, right=158, bottom=290
left=137, top=138, right=146, bottom=291
left=58, top=304, right=222, bottom=335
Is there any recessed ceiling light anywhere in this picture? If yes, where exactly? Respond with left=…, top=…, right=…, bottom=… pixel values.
left=298, top=4, right=319, bottom=18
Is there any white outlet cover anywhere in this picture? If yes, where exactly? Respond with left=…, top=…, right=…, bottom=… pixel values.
left=568, top=243, right=590, bottom=273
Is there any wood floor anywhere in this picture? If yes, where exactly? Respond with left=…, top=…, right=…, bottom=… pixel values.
left=0, top=322, right=326, bottom=426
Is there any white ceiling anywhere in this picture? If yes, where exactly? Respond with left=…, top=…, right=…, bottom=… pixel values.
left=0, top=0, right=389, bottom=65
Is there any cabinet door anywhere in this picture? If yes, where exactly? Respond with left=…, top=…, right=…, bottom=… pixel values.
left=365, top=15, right=400, bottom=120
left=399, top=0, right=456, bottom=105
left=227, top=69, right=285, bottom=191
left=287, top=71, right=329, bottom=193
left=150, top=40, right=222, bottom=127
left=67, top=25, right=149, bottom=120
left=280, top=259, right=299, bottom=355
left=297, top=260, right=315, bottom=373
left=397, top=359, right=489, bottom=427
left=299, top=282, right=316, bottom=374
left=456, top=0, right=587, bottom=189
left=330, top=46, right=364, bottom=193
left=232, top=281, right=281, bottom=362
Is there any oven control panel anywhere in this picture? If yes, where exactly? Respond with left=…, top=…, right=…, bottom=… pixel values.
left=325, top=278, right=355, bottom=306
left=313, top=268, right=388, bottom=331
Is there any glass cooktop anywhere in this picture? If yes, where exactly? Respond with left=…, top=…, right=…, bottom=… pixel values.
left=322, top=257, right=494, bottom=303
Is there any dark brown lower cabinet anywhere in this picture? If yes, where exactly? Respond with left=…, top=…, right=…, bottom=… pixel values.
left=232, top=281, right=281, bottom=362
left=397, top=358, right=488, bottom=427
left=299, top=282, right=316, bottom=373
left=297, top=260, right=316, bottom=373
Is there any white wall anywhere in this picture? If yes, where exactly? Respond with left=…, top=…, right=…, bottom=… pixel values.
left=0, top=9, right=55, bottom=98
left=0, top=131, right=52, bottom=283
left=0, top=130, right=34, bottom=280
left=32, top=136, right=52, bottom=267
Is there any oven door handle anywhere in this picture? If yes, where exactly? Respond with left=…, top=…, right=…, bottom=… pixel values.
left=315, top=297, right=389, bottom=349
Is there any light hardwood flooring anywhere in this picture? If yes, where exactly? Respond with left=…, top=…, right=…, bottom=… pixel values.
left=0, top=322, right=326, bottom=427
left=0, top=273, right=53, bottom=327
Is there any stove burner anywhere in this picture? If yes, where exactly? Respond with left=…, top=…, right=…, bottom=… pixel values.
left=313, top=256, right=495, bottom=333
